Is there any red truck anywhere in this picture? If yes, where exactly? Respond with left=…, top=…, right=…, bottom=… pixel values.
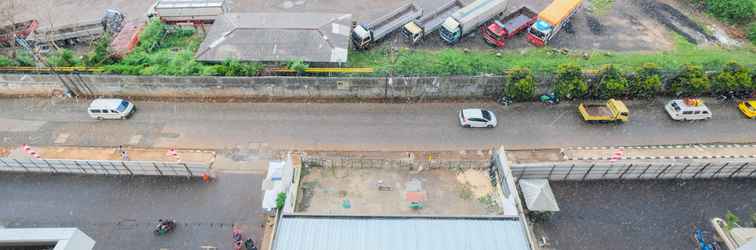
left=110, top=21, right=146, bottom=59
left=481, top=7, right=537, bottom=47
left=0, top=20, right=39, bottom=46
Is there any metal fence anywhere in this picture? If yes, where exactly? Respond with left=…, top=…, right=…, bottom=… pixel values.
left=301, top=157, right=489, bottom=170
left=510, top=160, right=756, bottom=181
left=0, top=158, right=210, bottom=177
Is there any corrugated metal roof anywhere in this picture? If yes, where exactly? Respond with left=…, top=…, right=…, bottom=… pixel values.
left=273, top=216, right=531, bottom=250
left=196, top=13, right=351, bottom=63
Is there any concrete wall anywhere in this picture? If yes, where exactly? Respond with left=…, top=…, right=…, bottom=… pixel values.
left=0, top=74, right=509, bottom=100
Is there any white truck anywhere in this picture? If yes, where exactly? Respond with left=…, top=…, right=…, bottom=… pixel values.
left=29, top=9, right=125, bottom=48
left=351, top=2, right=423, bottom=50
left=150, top=0, right=228, bottom=24
left=401, top=0, right=465, bottom=44
left=439, top=0, right=509, bottom=44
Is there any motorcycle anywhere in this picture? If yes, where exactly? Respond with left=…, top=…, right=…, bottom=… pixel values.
left=539, top=92, right=559, bottom=105
left=154, top=219, right=176, bottom=236
left=497, top=96, right=513, bottom=106
left=232, top=228, right=257, bottom=250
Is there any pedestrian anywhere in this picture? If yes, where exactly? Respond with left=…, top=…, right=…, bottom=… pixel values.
left=121, top=151, right=129, bottom=161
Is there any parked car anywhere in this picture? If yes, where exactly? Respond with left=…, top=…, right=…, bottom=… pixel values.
left=738, top=100, right=756, bottom=119
left=88, top=98, right=135, bottom=120
left=664, top=99, right=711, bottom=121
left=459, top=108, right=497, bottom=128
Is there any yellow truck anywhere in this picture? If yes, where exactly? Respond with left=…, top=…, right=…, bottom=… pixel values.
left=578, top=99, right=629, bottom=123
left=738, top=100, right=756, bottom=119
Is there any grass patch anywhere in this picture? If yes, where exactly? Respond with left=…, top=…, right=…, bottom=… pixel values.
left=588, top=0, right=615, bottom=16
left=347, top=35, right=755, bottom=76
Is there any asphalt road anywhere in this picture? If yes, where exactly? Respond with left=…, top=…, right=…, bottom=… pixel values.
left=0, top=172, right=264, bottom=250
left=543, top=179, right=756, bottom=250
left=0, top=98, right=753, bottom=151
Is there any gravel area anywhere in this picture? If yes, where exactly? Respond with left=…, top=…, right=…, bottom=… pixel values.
left=541, top=179, right=756, bottom=250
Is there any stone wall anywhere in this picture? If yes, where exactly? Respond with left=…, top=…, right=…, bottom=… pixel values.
left=0, top=74, right=518, bottom=100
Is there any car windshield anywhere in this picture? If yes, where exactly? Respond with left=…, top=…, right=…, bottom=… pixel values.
left=116, top=100, right=129, bottom=112
left=746, top=102, right=755, bottom=111
left=671, top=102, right=681, bottom=112
left=481, top=110, right=491, bottom=120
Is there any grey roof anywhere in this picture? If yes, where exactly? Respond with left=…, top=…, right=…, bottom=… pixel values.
left=518, top=179, right=560, bottom=212
left=273, top=216, right=531, bottom=250
left=196, top=13, right=351, bottom=63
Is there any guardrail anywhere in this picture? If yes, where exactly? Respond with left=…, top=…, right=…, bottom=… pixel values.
left=0, top=158, right=209, bottom=177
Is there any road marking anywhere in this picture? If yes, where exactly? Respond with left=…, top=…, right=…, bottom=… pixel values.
left=129, top=135, right=143, bottom=145
left=54, top=133, right=70, bottom=144
left=548, top=111, right=568, bottom=127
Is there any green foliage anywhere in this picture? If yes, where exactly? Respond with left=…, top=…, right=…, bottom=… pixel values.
left=725, top=210, right=741, bottom=230
left=595, top=64, right=628, bottom=98
left=669, top=64, right=710, bottom=96
left=275, top=192, right=287, bottom=210
left=712, top=62, right=752, bottom=94
left=705, top=0, right=754, bottom=23
left=554, top=64, right=588, bottom=99
left=0, top=55, right=16, bottom=67
left=630, top=63, right=663, bottom=98
left=47, top=49, right=81, bottom=67
left=137, top=19, right=167, bottom=53
left=505, top=68, right=536, bottom=101
left=287, top=59, right=310, bottom=75
left=15, top=50, right=35, bottom=67
left=748, top=22, right=756, bottom=44
left=83, top=34, right=113, bottom=66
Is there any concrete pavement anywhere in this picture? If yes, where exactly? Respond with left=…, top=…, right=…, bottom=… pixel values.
left=0, top=98, right=753, bottom=151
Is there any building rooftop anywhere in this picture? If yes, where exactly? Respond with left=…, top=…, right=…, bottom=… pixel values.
left=272, top=215, right=531, bottom=250
left=195, top=12, right=352, bottom=63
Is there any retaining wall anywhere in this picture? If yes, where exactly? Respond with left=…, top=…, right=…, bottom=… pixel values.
left=0, top=74, right=511, bottom=99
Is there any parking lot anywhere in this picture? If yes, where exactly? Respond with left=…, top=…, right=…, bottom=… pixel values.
left=540, top=179, right=756, bottom=250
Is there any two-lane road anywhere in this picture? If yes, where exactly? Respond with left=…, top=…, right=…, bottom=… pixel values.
left=0, top=98, right=753, bottom=150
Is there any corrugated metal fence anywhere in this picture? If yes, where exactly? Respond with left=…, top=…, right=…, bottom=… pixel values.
left=0, top=158, right=209, bottom=177
left=510, top=160, right=756, bottom=180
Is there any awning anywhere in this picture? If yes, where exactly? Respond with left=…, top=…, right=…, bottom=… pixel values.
left=518, top=179, right=560, bottom=212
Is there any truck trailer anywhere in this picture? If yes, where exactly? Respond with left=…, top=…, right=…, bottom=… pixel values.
left=28, top=9, right=124, bottom=48
left=400, top=0, right=465, bottom=45
left=526, top=0, right=582, bottom=46
left=439, top=0, right=509, bottom=44
left=481, top=6, right=537, bottom=47
left=352, top=2, right=423, bottom=49
left=151, top=0, right=228, bottom=24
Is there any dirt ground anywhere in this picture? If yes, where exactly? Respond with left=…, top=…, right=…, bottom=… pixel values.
left=296, top=167, right=502, bottom=216
left=4, top=0, right=730, bottom=53
left=303, top=149, right=491, bottom=161
left=5, top=146, right=215, bottom=162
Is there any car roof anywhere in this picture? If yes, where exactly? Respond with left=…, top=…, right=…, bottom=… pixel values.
left=670, top=99, right=709, bottom=110
left=462, top=108, right=485, bottom=118
left=89, top=98, right=125, bottom=108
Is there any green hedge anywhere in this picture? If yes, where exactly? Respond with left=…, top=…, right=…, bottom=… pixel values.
left=705, top=0, right=754, bottom=23
left=504, top=68, right=536, bottom=101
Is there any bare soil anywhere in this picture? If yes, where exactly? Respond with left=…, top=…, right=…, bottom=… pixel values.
left=296, top=167, right=501, bottom=215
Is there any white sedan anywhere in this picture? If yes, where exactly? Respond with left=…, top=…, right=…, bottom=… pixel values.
left=459, top=109, right=497, bottom=128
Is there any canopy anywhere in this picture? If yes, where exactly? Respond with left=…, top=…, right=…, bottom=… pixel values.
left=518, top=179, right=560, bottom=212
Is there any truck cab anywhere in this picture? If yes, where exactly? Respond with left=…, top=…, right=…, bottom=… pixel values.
left=401, top=21, right=423, bottom=44
left=578, top=99, right=629, bottom=123
left=440, top=18, right=462, bottom=43
left=526, top=20, right=552, bottom=47
left=351, top=25, right=372, bottom=49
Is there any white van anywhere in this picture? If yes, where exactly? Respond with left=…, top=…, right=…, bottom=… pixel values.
left=88, top=98, right=135, bottom=120
left=664, top=99, right=711, bottom=121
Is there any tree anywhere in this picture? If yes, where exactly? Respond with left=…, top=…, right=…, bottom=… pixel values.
left=82, top=34, right=113, bottom=66
left=47, top=48, right=81, bottom=67
left=275, top=192, right=287, bottom=210
left=712, top=62, right=751, bottom=95
left=287, top=59, right=309, bottom=75
left=505, top=68, right=536, bottom=101
left=749, top=22, right=756, bottom=44
left=706, top=0, right=754, bottom=23
left=669, top=64, right=710, bottom=97
left=595, top=64, right=628, bottom=98
left=553, top=63, right=588, bottom=100
left=629, top=63, right=662, bottom=98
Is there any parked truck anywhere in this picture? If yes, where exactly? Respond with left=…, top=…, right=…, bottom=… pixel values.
left=578, top=99, right=629, bottom=123
left=481, top=6, right=537, bottom=47
left=0, top=20, right=39, bottom=46
left=150, top=0, right=228, bottom=24
left=352, top=2, right=423, bottom=49
left=526, top=0, right=582, bottom=46
left=110, top=21, right=146, bottom=59
left=28, top=9, right=125, bottom=48
left=439, top=0, right=509, bottom=44
left=400, top=0, right=465, bottom=45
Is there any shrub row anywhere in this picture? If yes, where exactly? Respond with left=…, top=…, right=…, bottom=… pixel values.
left=503, top=62, right=755, bottom=101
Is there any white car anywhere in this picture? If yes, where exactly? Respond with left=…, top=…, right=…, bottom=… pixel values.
left=459, top=109, right=497, bottom=128
left=87, top=98, right=135, bottom=120
left=664, top=99, right=711, bottom=121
